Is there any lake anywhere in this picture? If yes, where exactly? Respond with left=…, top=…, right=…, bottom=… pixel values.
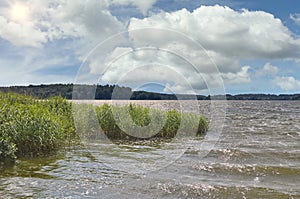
left=0, top=101, right=299, bottom=198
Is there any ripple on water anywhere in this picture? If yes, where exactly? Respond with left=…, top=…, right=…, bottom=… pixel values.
left=156, top=182, right=299, bottom=199
left=0, top=101, right=299, bottom=198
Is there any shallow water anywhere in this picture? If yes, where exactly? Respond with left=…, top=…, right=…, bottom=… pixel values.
left=1, top=101, right=300, bottom=198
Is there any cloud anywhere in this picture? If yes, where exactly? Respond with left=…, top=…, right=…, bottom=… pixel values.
left=89, top=45, right=216, bottom=94
left=0, top=16, right=47, bottom=47
left=0, top=43, right=79, bottom=86
left=0, top=0, right=125, bottom=85
left=108, top=0, right=158, bottom=15
left=50, top=0, right=124, bottom=40
left=256, top=63, right=279, bottom=77
left=129, top=5, right=300, bottom=59
left=222, top=66, right=251, bottom=85
left=0, top=0, right=124, bottom=48
left=290, top=13, right=300, bottom=25
left=79, top=5, right=300, bottom=94
left=1, top=2, right=300, bottom=94
left=98, top=46, right=200, bottom=83
left=122, top=5, right=300, bottom=92
left=273, top=76, right=300, bottom=91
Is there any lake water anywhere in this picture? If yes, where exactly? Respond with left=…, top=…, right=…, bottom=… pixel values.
left=0, top=101, right=299, bottom=198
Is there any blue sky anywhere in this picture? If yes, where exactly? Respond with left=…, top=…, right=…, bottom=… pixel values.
left=0, top=0, right=300, bottom=95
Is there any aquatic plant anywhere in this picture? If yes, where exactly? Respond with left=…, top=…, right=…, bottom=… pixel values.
left=92, top=103, right=209, bottom=140
left=0, top=92, right=209, bottom=164
left=0, top=93, right=78, bottom=162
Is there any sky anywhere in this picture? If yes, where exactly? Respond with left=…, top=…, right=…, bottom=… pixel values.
left=0, top=0, right=300, bottom=95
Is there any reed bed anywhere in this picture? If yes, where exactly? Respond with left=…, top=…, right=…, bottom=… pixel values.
left=0, top=93, right=77, bottom=163
left=1, top=93, right=209, bottom=163
left=74, top=103, right=209, bottom=141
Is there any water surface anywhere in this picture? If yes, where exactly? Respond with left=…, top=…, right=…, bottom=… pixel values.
left=1, top=101, right=299, bottom=198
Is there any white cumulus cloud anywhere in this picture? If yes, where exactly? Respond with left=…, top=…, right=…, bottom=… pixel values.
left=256, top=63, right=279, bottom=77
left=222, top=66, right=251, bottom=85
left=274, top=76, right=300, bottom=91
left=0, top=0, right=124, bottom=48
left=121, top=5, right=300, bottom=93
left=0, top=16, right=47, bottom=47
left=129, top=5, right=300, bottom=59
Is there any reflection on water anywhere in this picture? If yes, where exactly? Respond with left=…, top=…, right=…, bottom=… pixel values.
left=0, top=101, right=300, bottom=198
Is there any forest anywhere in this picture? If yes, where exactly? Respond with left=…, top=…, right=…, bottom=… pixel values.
left=0, top=84, right=299, bottom=100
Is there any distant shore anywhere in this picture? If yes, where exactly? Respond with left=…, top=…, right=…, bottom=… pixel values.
left=0, top=84, right=299, bottom=100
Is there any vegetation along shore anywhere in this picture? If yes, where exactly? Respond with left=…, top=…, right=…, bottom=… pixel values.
left=0, top=84, right=299, bottom=100
left=0, top=93, right=208, bottom=164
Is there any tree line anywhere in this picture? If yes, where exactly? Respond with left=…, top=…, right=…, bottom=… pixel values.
left=0, top=84, right=299, bottom=100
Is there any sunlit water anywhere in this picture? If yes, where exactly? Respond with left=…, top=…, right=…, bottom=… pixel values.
left=1, top=101, right=299, bottom=198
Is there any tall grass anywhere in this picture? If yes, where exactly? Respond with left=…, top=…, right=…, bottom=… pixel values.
left=0, top=93, right=78, bottom=163
left=1, top=93, right=209, bottom=163
left=76, top=103, right=209, bottom=141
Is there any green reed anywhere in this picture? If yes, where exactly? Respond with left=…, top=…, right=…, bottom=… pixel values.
left=1, top=93, right=209, bottom=163
left=77, top=103, right=209, bottom=140
left=0, top=93, right=78, bottom=163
